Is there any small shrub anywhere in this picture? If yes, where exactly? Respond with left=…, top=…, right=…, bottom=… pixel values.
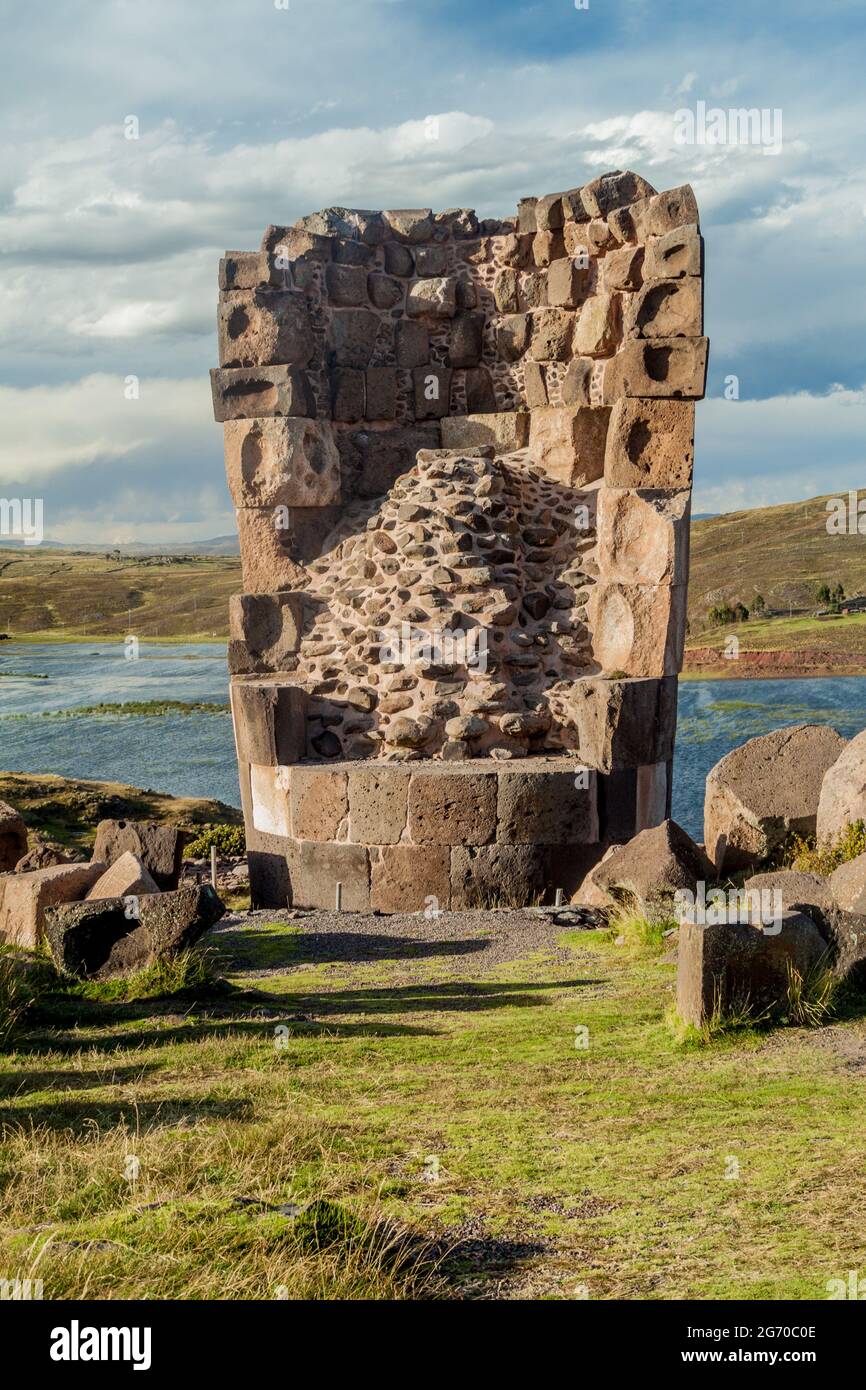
left=783, top=956, right=839, bottom=1028
left=786, top=821, right=866, bottom=876
left=608, top=909, right=675, bottom=953
left=185, top=823, right=246, bottom=859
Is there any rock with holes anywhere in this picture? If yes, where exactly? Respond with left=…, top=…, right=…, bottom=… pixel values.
left=604, top=398, right=695, bottom=489
left=218, top=288, right=314, bottom=369
left=224, top=418, right=340, bottom=509
left=626, top=277, right=702, bottom=339
left=209, top=365, right=315, bottom=422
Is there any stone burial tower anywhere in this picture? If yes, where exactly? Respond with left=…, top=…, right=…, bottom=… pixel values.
left=211, top=170, right=707, bottom=911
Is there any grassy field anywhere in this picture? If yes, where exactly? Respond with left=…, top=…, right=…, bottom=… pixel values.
left=0, top=548, right=238, bottom=641
left=0, top=772, right=242, bottom=853
left=688, top=493, right=866, bottom=662
left=3, top=914, right=866, bottom=1300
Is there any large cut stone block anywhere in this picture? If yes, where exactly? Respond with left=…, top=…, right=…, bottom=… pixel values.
left=631, top=185, right=699, bottom=241
left=348, top=767, right=410, bottom=844
left=228, top=591, right=303, bottom=674
left=290, top=767, right=349, bottom=842
left=224, top=417, right=340, bottom=509
left=588, top=582, right=687, bottom=678
left=591, top=818, right=712, bottom=918
left=231, top=679, right=306, bottom=767
left=210, top=365, right=315, bottom=422
left=604, top=398, right=695, bottom=489
left=236, top=507, right=313, bottom=591
left=496, top=767, right=599, bottom=844
left=47, top=885, right=225, bottom=979
left=406, top=277, right=458, bottom=318
left=219, top=251, right=266, bottom=291
left=643, top=224, right=702, bottom=280
left=407, top=767, right=497, bottom=845
left=450, top=844, right=551, bottom=909
left=705, top=724, right=847, bottom=872
left=605, top=337, right=708, bottom=399
left=528, top=309, right=573, bottom=361
left=626, top=277, right=702, bottom=339
left=580, top=171, right=657, bottom=219
left=677, top=912, right=827, bottom=1028
left=440, top=413, right=530, bottom=453
left=289, top=840, right=370, bottom=912
left=596, top=487, right=691, bottom=586
left=92, top=820, right=186, bottom=890
left=218, top=288, right=314, bottom=368
left=528, top=406, right=610, bottom=486
left=0, top=862, right=106, bottom=949
left=574, top=293, right=622, bottom=356
left=570, top=676, right=678, bottom=773
left=86, top=852, right=159, bottom=901
left=327, top=309, right=382, bottom=368
left=249, top=764, right=292, bottom=838
left=370, top=844, right=451, bottom=913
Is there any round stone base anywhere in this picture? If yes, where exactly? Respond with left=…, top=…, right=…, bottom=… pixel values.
left=240, top=757, right=618, bottom=912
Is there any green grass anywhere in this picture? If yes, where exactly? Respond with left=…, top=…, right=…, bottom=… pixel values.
left=786, top=821, right=866, bottom=876
left=3, top=918, right=866, bottom=1299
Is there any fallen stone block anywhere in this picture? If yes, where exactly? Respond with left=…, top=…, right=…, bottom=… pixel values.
left=589, top=818, right=713, bottom=920
left=677, top=911, right=828, bottom=1028
left=86, top=852, right=159, bottom=901
left=92, top=820, right=188, bottom=891
left=45, top=885, right=225, bottom=980
left=817, top=730, right=866, bottom=844
left=829, top=853, right=866, bottom=915
left=0, top=801, right=28, bottom=872
left=0, top=862, right=106, bottom=949
left=704, top=724, right=847, bottom=873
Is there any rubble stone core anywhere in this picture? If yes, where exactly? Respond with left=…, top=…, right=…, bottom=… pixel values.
left=212, top=172, right=707, bottom=909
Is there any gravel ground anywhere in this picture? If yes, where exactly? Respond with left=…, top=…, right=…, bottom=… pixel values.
left=215, top=904, right=608, bottom=978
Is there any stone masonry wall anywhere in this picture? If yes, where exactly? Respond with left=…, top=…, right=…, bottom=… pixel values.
left=212, top=169, right=708, bottom=909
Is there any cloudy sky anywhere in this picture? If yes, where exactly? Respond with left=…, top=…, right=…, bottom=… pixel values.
left=3, top=0, right=865, bottom=542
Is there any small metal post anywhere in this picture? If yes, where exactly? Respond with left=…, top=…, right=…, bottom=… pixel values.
left=555, top=888, right=564, bottom=907
left=210, top=845, right=218, bottom=888
left=335, top=881, right=343, bottom=911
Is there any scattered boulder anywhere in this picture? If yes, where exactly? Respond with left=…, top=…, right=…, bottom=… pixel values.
left=92, top=820, right=187, bottom=891
left=589, top=818, right=714, bottom=920
left=829, top=852, right=866, bottom=915
left=816, top=730, right=866, bottom=844
left=46, top=884, right=225, bottom=979
left=0, top=801, right=28, bottom=872
left=704, top=724, right=847, bottom=872
left=15, top=838, right=85, bottom=872
left=742, top=869, right=835, bottom=928
left=677, top=910, right=828, bottom=1027
left=0, top=861, right=107, bottom=949
left=86, top=851, right=159, bottom=901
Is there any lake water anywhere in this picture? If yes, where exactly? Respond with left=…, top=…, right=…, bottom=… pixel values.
left=1, top=642, right=865, bottom=838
